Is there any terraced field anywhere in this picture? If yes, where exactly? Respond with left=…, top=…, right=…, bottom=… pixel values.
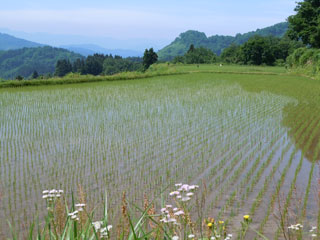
left=0, top=66, right=319, bottom=239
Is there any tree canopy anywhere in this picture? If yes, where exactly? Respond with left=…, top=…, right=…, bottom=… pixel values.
left=220, top=35, right=304, bottom=66
left=143, top=48, right=158, bottom=70
left=174, top=46, right=217, bottom=64
left=288, top=0, right=320, bottom=48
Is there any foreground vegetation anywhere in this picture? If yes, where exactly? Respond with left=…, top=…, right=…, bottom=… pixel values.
left=12, top=184, right=319, bottom=240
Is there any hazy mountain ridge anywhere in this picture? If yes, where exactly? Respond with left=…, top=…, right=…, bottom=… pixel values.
left=0, top=33, right=43, bottom=50
left=158, top=22, right=289, bottom=61
left=61, top=44, right=143, bottom=57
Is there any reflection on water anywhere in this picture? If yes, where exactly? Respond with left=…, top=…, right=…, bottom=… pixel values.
left=282, top=103, right=320, bottom=162
left=235, top=74, right=320, bottom=163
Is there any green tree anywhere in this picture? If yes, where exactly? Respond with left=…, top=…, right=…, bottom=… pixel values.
left=288, top=0, right=320, bottom=48
left=221, top=44, right=242, bottom=64
left=241, top=36, right=276, bottom=65
left=55, top=59, right=72, bottom=77
left=31, top=70, right=39, bottom=79
left=143, top=48, right=158, bottom=70
left=72, top=58, right=85, bottom=73
left=84, top=54, right=105, bottom=75
left=15, top=75, right=23, bottom=81
left=184, top=47, right=217, bottom=64
left=187, top=44, right=195, bottom=53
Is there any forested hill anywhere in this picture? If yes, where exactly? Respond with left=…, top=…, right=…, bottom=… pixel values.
left=158, top=22, right=288, bottom=61
left=0, top=46, right=83, bottom=79
left=0, top=33, right=43, bottom=50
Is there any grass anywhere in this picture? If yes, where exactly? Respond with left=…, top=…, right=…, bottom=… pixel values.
left=0, top=63, right=288, bottom=89
left=1, top=64, right=320, bottom=239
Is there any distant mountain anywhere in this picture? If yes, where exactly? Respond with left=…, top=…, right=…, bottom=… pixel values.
left=0, top=32, right=43, bottom=50
left=158, top=22, right=289, bottom=61
left=0, top=46, right=83, bottom=79
left=61, top=44, right=143, bottom=57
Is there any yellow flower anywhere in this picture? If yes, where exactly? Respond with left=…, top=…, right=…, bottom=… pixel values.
left=219, top=221, right=224, bottom=224
left=207, top=222, right=213, bottom=228
left=243, top=215, right=250, bottom=221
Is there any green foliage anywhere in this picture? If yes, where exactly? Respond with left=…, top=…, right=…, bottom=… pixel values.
left=288, top=0, right=320, bottom=48
left=287, top=47, right=320, bottom=78
left=55, top=59, right=72, bottom=77
left=54, top=54, right=143, bottom=77
left=221, top=35, right=304, bottom=66
left=185, top=47, right=217, bottom=64
left=31, top=70, right=39, bottom=79
left=158, top=22, right=289, bottom=61
left=172, top=46, right=217, bottom=64
left=143, top=48, right=158, bottom=70
left=72, top=58, right=85, bottom=73
left=15, top=75, right=23, bottom=81
left=103, top=56, right=142, bottom=75
left=241, top=36, right=276, bottom=65
left=220, top=44, right=242, bottom=64
left=0, top=46, right=83, bottom=79
left=84, top=54, right=105, bottom=75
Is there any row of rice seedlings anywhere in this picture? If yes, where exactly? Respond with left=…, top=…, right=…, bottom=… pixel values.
left=242, top=142, right=293, bottom=239
left=206, top=96, right=290, bottom=205
left=212, top=126, right=285, bottom=221
left=253, top=106, right=308, bottom=235
left=200, top=99, right=287, bottom=192
left=217, top=128, right=286, bottom=221
left=300, top=118, right=320, bottom=219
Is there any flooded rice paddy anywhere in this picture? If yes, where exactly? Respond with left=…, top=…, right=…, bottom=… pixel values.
left=0, top=72, right=320, bottom=239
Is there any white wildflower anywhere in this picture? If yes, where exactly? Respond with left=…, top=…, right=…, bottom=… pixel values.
left=92, top=221, right=103, bottom=230
left=174, top=210, right=185, bottom=216
left=170, top=191, right=180, bottom=196
left=107, top=225, right=112, bottom=231
left=181, top=197, right=191, bottom=202
left=75, top=203, right=86, bottom=207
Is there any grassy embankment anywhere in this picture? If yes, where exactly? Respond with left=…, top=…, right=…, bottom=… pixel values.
left=0, top=63, right=287, bottom=88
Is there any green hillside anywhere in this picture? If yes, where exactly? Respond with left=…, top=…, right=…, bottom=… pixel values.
left=0, top=46, right=83, bottom=79
left=158, top=22, right=288, bottom=61
left=0, top=33, right=43, bottom=50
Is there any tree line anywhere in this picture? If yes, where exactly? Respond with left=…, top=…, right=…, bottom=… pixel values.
left=55, top=48, right=158, bottom=77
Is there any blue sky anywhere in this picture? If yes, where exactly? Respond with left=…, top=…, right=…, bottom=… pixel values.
left=0, top=0, right=297, bottom=49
